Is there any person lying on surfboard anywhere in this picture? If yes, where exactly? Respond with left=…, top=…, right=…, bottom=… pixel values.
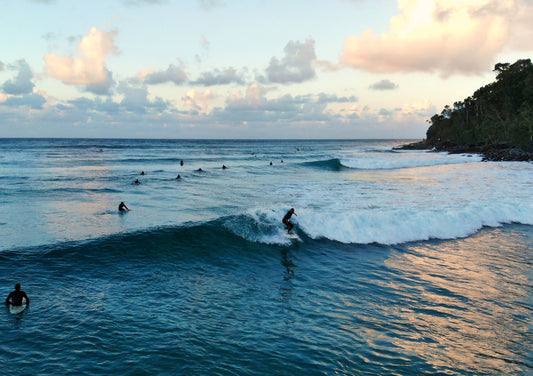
left=282, top=208, right=297, bottom=234
left=6, top=283, right=30, bottom=307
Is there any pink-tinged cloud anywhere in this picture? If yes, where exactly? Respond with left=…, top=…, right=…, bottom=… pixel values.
left=182, top=89, right=213, bottom=112
left=341, top=0, right=521, bottom=75
left=44, top=28, right=118, bottom=86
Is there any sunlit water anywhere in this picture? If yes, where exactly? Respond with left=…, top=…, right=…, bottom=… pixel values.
left=1, top=139, right=532, bottom=375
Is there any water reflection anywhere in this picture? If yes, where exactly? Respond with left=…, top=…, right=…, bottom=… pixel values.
left=279, top=249, right=295, bottom=304
left=380, top=227, right=531, bottom=374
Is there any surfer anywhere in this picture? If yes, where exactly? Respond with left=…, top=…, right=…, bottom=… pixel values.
left=133, top=179, right=140, bottom=185
left=282, top=208, right=297, bottom=234
left=176, top=174, right=181, bottom=180
left=5, top=284, right=30, bottom=307
left=118, top=202, right=130, bottom=212
left=222, top=165, right=227, bottom=169
left=180, top=160, right=184, bottom=166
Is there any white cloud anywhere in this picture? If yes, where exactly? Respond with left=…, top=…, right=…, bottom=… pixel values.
left=182, top=89, right=213, bottom=112
left=341, top=0, right=522, bottom=75
left=506, top=1, right=533, bottom=51
left=44, top=28, right=118, bottom=88
left=265, top=39, right=317, bottom=83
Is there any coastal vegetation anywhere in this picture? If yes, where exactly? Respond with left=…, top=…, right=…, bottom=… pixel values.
left=402, top=59, right=533, bottom=161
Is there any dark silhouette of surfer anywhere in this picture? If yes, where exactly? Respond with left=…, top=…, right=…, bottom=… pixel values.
left=282, top=208, right=297, bottom=234
left=118, top=202, right=130, bottom=212
left=176, top=174, right=181, bottom=180
left=6, top=283, right=30, bottom=306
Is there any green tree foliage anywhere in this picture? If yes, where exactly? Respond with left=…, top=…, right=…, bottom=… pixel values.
left=426, top=59, right=533, bottom=148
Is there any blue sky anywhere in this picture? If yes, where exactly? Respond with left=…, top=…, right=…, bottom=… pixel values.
left=1, top=0, right=532, bottom=139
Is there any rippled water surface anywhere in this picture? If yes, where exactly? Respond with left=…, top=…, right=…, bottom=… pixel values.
left=1, top=139, right=532, bottom=375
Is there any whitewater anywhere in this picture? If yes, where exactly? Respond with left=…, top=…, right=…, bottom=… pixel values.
left=1, top=139, right=532, bottom=375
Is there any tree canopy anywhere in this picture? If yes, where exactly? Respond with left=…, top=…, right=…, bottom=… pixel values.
left=426, top=59, right=533, bottom=148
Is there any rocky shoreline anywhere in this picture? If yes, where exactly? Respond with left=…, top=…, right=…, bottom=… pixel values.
left=395, top=140, right=533, bottom=162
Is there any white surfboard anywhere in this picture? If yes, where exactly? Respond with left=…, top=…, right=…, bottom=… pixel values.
left=8, top=304, right=27, bottom=315
left=286, top=232, right=300, bottom=241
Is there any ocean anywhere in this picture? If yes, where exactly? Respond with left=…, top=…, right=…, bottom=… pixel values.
left=1, top=138, right=532, bottom=375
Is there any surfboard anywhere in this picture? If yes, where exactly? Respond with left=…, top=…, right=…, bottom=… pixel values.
left=8, top=304, right=27, bottom=315
left=286, top=233, right=300, bottom=241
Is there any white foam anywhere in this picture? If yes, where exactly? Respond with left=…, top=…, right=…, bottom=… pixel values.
left=266, top=161, right=533, bottom=245
left=338, top=150, right=482, bottom=170
left=222, top=210, right=295, bottom=246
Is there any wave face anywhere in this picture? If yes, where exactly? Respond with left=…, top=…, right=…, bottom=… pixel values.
left=302, top=158, right=346, bottom=171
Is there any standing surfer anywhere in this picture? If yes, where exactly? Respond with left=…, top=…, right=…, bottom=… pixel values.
left=282, top=208, right=297, bottom=234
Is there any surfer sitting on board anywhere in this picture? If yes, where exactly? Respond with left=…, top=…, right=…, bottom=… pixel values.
left=282, top=208, right=297, bottom=234
left=118, top=202, right=130, bottom=212
left=6, top=283, right=30, bottom=307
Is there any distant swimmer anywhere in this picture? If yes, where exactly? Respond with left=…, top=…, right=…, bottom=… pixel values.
left=197, top=168, right=204, bottom=172
left=133, top=179, right=140, bottom=185
left=118, top=202, right=130, bottom=212
left=270, top=161, right=273, bottom=165
left=180, top=160, right=184, bottom=166
left=176, top=174, right=181, bottom=180
left=6, top=283, right=30, bottom=307
left=222, top=165, right=227, bottom=169
left=282, top=208, right=297, bottom=234
left=140, top=171, right=145, bottom=175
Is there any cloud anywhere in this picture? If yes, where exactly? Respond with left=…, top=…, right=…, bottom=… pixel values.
left=84, top=70, right=114, bottom=95
left=192, top=67, right=246, bottom=86
left=341, top=0, right=521, bottom=75
left=1, top=60, right=35, bottom=95
left=316, top=93, right=358, bottom=103
left=369, top=79, right=398, bottom=90
left=316, top=60, right=342, bottom=72
left=378, top=99, right=436, bottom=124
left=201, top=35, right=210, bottom=50
left=142, top=64, right=188, bottom=85
left=264, top=39, right=317, bottom=83
left=0, top=93, right=46, bottom=109
left=44, top=27, right=118, bottom=88
left=182, top=89, right=213, bottom=112
left=117, top=81, right=169, bottom=114
left=506, top=1, right=533, bottom=51
left=215, top=84, right=358, bottom=125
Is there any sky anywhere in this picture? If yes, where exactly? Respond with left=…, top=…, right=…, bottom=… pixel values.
left=1, top=0, right=532, bottom=139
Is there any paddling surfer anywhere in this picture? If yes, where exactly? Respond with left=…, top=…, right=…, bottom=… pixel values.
left=118, top=202, right=130, bottom=212
left=6, top=284, right=30, bottom=307
left=282, top=208, right=297, bottom=234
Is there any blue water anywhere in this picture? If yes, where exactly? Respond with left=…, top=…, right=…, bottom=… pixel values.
left=1, top=139, right=532, bottom=375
